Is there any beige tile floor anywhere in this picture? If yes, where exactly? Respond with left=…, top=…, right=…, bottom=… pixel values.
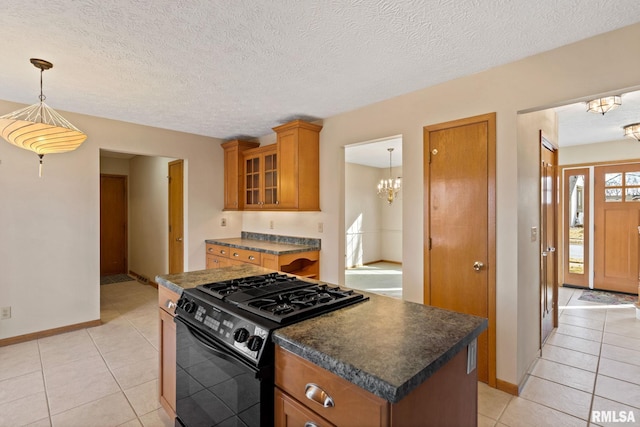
left=1, top=282, right=639, bottom=426
left=0, top=280, right=173, bottom=427
left=480, top=286, right=640, bottom=427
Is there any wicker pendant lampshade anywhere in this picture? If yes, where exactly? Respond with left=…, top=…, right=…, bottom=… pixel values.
left=0, top=59, right=87, bottom=176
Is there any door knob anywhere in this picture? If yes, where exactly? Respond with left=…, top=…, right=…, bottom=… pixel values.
left=176, top=237, right=183, bottom=242
left=473, top=261, right=484, bottom=271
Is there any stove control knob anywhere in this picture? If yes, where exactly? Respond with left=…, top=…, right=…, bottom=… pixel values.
left=183, top=300, right=197, bottom=314
left=233, top=328, right=250, bottom=343
left=176, top=298, right=187, bottom=309
left=247, top=335, right=263, bottom=351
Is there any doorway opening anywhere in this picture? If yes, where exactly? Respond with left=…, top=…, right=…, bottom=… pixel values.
left=344, top=136, right=403, bottom=298
left=99, top=150, right=179, bottom=297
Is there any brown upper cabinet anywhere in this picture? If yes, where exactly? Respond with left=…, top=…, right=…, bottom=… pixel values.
left=274, top=120, right=322, bottom=211
left=221, top=119, right=322, bottom=211
left=243, top=144, right=279, bottom=210
left=221, top=140, right=260, bottom=210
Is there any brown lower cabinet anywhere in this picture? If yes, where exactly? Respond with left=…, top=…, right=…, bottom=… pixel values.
left=158, top=286, right=179, bottom=419
left=206, top=243, right=320, bottom=278
left=275, top=345, right=477, bottom=427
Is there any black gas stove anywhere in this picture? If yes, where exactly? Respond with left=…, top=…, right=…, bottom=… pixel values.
left=173, top=272, right=368, bottom=427
left=175, top=272, right=367, bottom=367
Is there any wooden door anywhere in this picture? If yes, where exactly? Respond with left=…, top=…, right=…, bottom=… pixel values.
left=100, top=174, right=127, bottom=276
left=168, top=160, right=184, bottom=274
left=424, top=113, right=496, bottom=386
left=594, top=163, right=640, bottom=294
left=540, top=134, right=558, bottom=344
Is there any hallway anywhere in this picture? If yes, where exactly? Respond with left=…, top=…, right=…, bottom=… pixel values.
left=479, top=286, right=640, bottom=426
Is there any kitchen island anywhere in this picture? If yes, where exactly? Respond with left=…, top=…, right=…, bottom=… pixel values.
left=156, top=265, right=487, bottom=426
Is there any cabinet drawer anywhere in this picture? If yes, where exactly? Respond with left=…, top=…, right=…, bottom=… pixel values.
left=206, top=254, right=230, bottom=269
left=229, top=248, right=262, bottom=265
left=206, top=243, right=230, bottom=258
left=158, top=286, right=180, bottom=316
left=275, top=346, right=388, bottom=427
left=275, top=388, right=335, bottom=427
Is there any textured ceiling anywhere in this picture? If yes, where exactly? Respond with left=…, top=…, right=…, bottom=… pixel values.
left=556, top=90, right=640, bottom=147
left=1, top=0, right=640, bottom=143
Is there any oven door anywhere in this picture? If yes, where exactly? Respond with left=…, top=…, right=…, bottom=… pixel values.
left=175, top=317, right=273, bottom=427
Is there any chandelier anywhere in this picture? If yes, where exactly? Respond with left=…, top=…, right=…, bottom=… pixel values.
left=624, top=123, right=640, bottom=141
left=377, top=148, right=401, bottom=205
left=586, top=96, right=621, bottom=115
left=0, top=58, right=87, bottom=177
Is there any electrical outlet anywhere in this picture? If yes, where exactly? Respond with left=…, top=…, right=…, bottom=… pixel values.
left=221, top=218, right=227, bottom=227
left=318, top=222, right=324, bottom=233
left=1, top=306, right=11, bottom=320
left=269, top=220, right=274, bottom=229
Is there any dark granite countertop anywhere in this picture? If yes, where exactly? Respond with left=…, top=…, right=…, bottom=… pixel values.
left=273, top=294, right=487, bottom=403
left=205, top=232, right=320, bottom=255
left=156, top=266, right=487, bottom=404
left=156, top=264, right=274, bottom=295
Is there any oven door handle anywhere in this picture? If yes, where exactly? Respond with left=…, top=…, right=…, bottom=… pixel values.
left=175, top=317, right=260, bottom=375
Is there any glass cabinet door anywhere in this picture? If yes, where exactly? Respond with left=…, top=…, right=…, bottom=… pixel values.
left=245, top=156, right=260, bottom=206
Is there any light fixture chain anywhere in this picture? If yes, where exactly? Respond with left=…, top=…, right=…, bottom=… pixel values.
left=39, top=67, right=46, bottom=103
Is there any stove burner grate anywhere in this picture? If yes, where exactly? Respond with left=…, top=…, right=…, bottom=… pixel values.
left=198, top=272, right=300, bottom=299
left=243, top=284, right=362, bottom=323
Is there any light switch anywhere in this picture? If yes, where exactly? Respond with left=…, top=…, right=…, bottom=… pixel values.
left=530, top=227, right=537, bottom=242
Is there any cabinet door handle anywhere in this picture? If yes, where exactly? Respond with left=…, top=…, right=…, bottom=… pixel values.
left=305, top=423, right=318, bottom=427
left=304, top=383, right=334, bottom=408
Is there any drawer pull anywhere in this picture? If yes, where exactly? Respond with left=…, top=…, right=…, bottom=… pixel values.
left=305, top=383, right=334, bottom=408
left=248, top=255, right=255, bottom=261
left=208, top=248, right=213, bottom=252
left=233, top=252, right=239, bottom=257
left=220, top=249, right=226, bottom=255
left=166, top=300, right=176, bottom=309
left=304, top=423, right=318, bottom=427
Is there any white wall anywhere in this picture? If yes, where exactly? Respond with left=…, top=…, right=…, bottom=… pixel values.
left=516, top=109, right=558, bottom=386
left=100, top=156, right=130, bottom=176
left=345, top=162, right=382, bottom=267
left=559, top=139, right=640, bottom=165
left=0, top=107, right=229, bottom=340
left=128, top=155, right=176, bottom=281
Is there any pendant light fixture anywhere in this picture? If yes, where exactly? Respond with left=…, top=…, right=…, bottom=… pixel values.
left=623, top=123, right=640, bottom=141
left=377, top=148, right=401, bottom=205
left=586, top=96, right=621, bottom=115
left=0, top=58, right=87, bottom=177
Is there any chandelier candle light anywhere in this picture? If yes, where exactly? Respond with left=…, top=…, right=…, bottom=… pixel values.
left=0, top=58, right=87, bottom=177
left=377, top=147, right=401, bottom=205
